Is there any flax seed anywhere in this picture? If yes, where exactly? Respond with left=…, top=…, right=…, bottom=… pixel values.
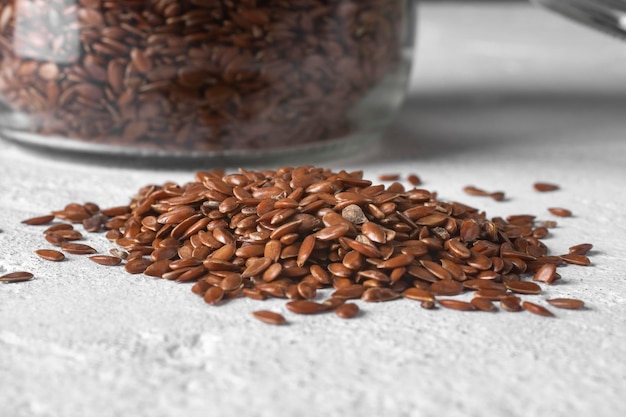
left=438, top=299, right=476, bottom=311
left=89, top=255, right=122, bottom=266
left=335, top=303, right=360, bottom=319
left=61, top=242, right=97, bottom=255
left=252, top=310, right=286, bottom=325
left=548, top=207, right=572, bottom=217
left=35, top=249, right=65, bottom=262
left=546, top=298, right=585, bottom=310
left=21, top=214, right=55, bottom=225
left=0, top=271, right=34, bottom=283
left=533, top=182, right=560, bottom=192
left=522, top=301, right=555, bottom=317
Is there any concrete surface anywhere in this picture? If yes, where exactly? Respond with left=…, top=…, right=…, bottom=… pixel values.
left=1, top=3, right=626, bottom=417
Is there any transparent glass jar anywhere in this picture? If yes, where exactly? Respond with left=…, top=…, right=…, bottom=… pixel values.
left=0, top=0, right=415, bottom=163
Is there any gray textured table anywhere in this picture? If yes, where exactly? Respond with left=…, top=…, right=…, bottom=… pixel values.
left=1, top=3, right=625, bottom=417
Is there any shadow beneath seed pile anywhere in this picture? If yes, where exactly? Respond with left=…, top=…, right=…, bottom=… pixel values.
left=367, top=90, right=626, bottom=163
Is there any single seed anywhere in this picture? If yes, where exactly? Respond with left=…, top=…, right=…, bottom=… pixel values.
left=559, top=253, right=591, bottom=266
left=402, top=287, right=435, bottom=302
left=522, top=301, right=555, bottom=317
left=378, top=173, right=400, bottom=182
left=533, top=182, right=560, bottom=192
left=546, top=298, right=585, bottom=310
left=0, top=271, right=34, bottom=283
left=548, top=207, right=572, bottom=217
left=470, top=297, right=496, bottom=312
left=124, top=258, right=152, bottom=274
left=361, top=287, right=401, bottom=302
left=505, top=280, right=542, bottom=295
left=252, top=310, right=286, bottom=325
left=286, top=300, right=328, bottom=314
left=438, top=299, right=476, bottom=311
left=22, top=214, right=55, bottom=225
left=204, top=286, right=225, bottom=305
left=61, top=242, right=97, bottom=255
left=500, top=296, right=523, bottom=312
left=533, top=263, right=557, bottom=284
left=89, top=255, right=122, bottom=266
left=568, top=243, right=593, bottom=256
left=335, top=303, right=359, bottom=318
left=35, top=249, right=65, bottom=262
left=407, top=174, right=421, bottom=186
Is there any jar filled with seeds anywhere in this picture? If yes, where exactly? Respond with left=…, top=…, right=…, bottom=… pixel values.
left=0, top=0, right=415, bottom=162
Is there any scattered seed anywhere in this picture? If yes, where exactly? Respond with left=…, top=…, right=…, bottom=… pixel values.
left=286, top=300, right=328, bottom=314
left=21, top=214, right=55, bottom=225
left=252, top=310, right=287, bottom=325
left=204, top=286, right=225, bottom=305
left=34, top=249, right=65, bottom=262
left=568, top=243, right=593, bottom=256
left=470, top=297, right=496, bottom=312
left=546, top=298, right=585, bottom=310
left=522, top=301, right=555, bottom=317
left=378, top=173, right=400, bottom=182
left=533, top=182, right=560, bottom=192
left=548, top=207, right=572, bottom=217
left=0, top=271, right=34, bottom=283
left=500, top=296, right=523, bottom=312
left=505, top=280, right=542, bottom=295
left=61, top=243, right=97, bottom=255
left=407, top=174, right=421, bottom=186
left=89, top=255, right=122, bottom=266
left=559, top=253, right=591, bottom=266
left=438, top=299, right=476, bottom=311
left=335, top=303, right=360, bottom=318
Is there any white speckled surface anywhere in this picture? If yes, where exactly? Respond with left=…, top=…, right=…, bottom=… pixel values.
left=1, top=3, right=626, bottom=417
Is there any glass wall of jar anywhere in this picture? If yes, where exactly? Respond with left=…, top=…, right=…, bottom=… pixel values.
left=0, top=0, right=415, bottom=162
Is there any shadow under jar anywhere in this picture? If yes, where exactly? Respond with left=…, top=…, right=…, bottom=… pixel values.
left=0, top=0, right=415, bottom=162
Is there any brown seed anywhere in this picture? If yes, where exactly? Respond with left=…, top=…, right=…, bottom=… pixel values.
left=204, top=286, right=225, bottom=305
left=533, top=263, right=557, bottom=284
left=429, top=279, right=464, bottom=296
left=335, top=303, right=360, bottom=319
left=568, top=243, right=593, bottom=256
left=474, top=289, right=510, bottom=300
left=22, top=214, right=55, bottom=225
left=505, top=280, right=542, bottom=295
left=332, top=285, right=366, bottom=299
left=533, top=182, right=560, bottom=192
left=378, top=173, right=400, bottom=182
left=546, top=298, right=585, bottom=310
left=500, top=296, right=523, bottom=312
left=559, top=253, right=591, bottom=266
left=522, top=301, right=555, bottom=317
left=315, top=224, right=350, bottom=241
left=286, top=300, right=328, bottom=314
left=89, top=255, right=122, bottom=266
left=0, top=271, right=35, bottom=283
left=34, top=249, right=65, bottom=262
left=252, top=310, right=286, bottom=325
left=407, top=174, right=421, bottom=186
left=438, top=299, right=476, bottom=311
left=402, top=287, right=435, bottom=303
left=61, top=242, right=97, bottom=255
left=53, top=230, right=83, bottom=240
left=548, top=207, right=572, bottom=217
left=361, top=287, right=401, bottom=302
left=296, top=235, right=315, bottom=267
left=470, top=297, right=497, bottom=312
left=242, top=257, right=273, bottom=278
left=124, top=258, right=152, bottom=274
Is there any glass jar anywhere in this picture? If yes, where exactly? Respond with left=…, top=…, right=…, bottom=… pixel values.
left=0, top=0, right=415, bottom=163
